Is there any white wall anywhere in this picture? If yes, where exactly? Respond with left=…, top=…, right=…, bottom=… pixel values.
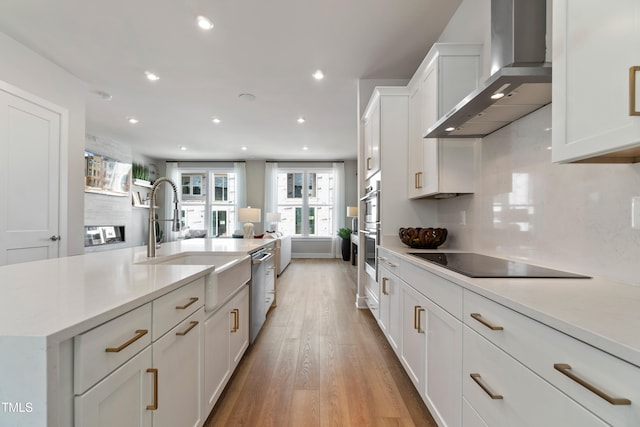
left=433, top=0, right=640, bottom=285
left=0, top=32, right=86, bottom=255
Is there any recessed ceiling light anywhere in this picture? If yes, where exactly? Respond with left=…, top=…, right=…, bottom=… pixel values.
left=127, top=117, right=139, bottom=124
left=490, top=93, right=505, bottom=100
left=312, top=70, right=324, bottom=80
left=302, top=146, right=309, bottom=151
left=241, top=146, right=247, bottom=151
left=544, top=127, right=552, bottom=131
left=179, top=146, right=188, bottom=151
left=92, top=90, right=112, bottom=101
left=297, top=117, right=305, bottom=124
left=212, top=117, right=221, bottom=124
left=238, top=93, right=256, bottom=102
left=145, top=71, right=160, bottom=82
left=196, top=15, right=214, bottom=30
left=445, top=127, right=455, bottom=132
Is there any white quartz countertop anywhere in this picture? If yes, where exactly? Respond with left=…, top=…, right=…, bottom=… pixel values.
left=0, top=238, right=272, bottom=342
left=380, top=241, right=640, bottom=368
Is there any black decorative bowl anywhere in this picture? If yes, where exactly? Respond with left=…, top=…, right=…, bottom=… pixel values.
left=399, top=227, right=447, bottom=249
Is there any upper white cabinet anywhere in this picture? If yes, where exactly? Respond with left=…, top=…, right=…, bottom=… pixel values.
left=363, top=99, right=381, bottom=180
left=552, top=0, right=640, bottom=163
left=408, top=44, right=480, bottom=198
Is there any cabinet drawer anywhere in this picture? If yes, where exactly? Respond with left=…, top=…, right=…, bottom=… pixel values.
left=378, top=249, right=462, bottom=319
left=74, top=303, right=152, bottom=395
left=153, top=278, right=205, bottom=340
left=464, top=290, right=640, bottom=426
left=463, top=326, right=608, bottom=427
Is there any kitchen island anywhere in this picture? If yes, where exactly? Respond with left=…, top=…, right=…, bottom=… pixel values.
left=0, top=238, right=274, bottom=427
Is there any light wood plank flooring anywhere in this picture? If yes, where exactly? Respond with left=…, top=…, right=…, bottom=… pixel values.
left=204, top=259, right=437, bottom=427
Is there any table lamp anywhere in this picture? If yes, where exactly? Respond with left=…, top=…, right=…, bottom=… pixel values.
left=238, top=207, right=261, bottom=238
left=266, top=212, right=282, bottom=232
left=347, top=206, right=358, bottom=232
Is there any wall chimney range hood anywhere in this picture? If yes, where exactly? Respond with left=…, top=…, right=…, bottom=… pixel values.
left=425, top=0, right=551, bottom=139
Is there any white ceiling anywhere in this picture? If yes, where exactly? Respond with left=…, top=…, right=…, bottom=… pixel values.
left=0, top=0, right=461, bottom=161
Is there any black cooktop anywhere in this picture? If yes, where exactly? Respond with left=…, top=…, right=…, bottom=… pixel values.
left=408, top=252, right=590, bottom=279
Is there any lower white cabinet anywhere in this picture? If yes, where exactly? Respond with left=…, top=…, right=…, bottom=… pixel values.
left=152, top=308, right=204, bottom=427
left=423, top=296, right=462, bottom=427
left=378, top=266, right=402, bottom=354
left=204, top=284, right=250, bottom=416
left=400, top=281, right=427, bottom=393
left=75, top=346, right=153, bottom=427
left=463, top=325, right=608, bottom=427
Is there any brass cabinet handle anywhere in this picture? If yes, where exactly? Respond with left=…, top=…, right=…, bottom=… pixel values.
left=381, top=277, right=389, bottom=295
left=146, top=368, right=158, bottom=410
left=554, top=364, right=631, bottom=405
left=470, top=373, right=503, bottom=400
left=367, top=157, right=372, bottom=170
left=230, top=309, right=239, bottom=333
left=413, top=306, right=425, bottom=333
left=175, top=297, right=199, bottom=310
left=176, top=321, right=199, bottom=336
left=415, top=172, right=423, bottom=189
left=630, top=66, right=640, bottom=116
left=470, top=313, right=504, bottom=331
left=105, top=329, right=148, bottom=353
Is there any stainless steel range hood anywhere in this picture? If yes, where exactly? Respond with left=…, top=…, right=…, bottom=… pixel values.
left=425, top=0, right=551, bottom=139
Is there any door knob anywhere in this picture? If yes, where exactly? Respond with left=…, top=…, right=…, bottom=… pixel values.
left=49, top=235, right=61, bottom=241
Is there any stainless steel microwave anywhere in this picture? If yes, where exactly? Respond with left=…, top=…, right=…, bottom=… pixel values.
left=360, top=181, right=380, bottom=225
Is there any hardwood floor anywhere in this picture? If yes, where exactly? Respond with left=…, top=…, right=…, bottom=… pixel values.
left=204, top=259, right=438, bottom=427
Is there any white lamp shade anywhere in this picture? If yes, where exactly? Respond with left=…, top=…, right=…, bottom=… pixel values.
left=266, top=212, right=282, bottom=223
left=347, top=206, right=358, bottom=217
left=238, top=207, right=261, bottom=223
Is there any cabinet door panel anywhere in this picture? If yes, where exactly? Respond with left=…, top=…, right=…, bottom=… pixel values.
left=153, top=309, right=203, bottom=427
left=553, top=0, right=640, bottom=162
left=424, top=297, right=462, bottom=427
left=75, top=346, right=152, bottom=427
left=229, top=285, right=250, bottom=367
left=204, top=305, right=231, bottom=415
left=400, top=282, right=427, bottom=392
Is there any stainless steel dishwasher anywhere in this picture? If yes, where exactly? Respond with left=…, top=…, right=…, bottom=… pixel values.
left=249, top=247, right=274, bottom=343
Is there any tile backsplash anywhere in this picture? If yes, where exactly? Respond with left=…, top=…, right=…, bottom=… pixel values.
left=437, top=105, right=640, bottom=285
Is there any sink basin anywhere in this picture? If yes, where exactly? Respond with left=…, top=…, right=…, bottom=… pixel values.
left=139, top=252, right=251, bottom=312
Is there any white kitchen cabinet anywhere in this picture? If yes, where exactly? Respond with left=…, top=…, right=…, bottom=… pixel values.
left=75, top=346, right=153, bottom=427
left=423, top=295, right=462, bottom=427
left=463, top=325, right=608, bottom=427
left=361, top=86, right=408, bottom=187
left=400, top=281, right=427, bottom=393
left=152, top=308, right=204, bottom=427
left=377, top=265, right=402, bottom=355
left=552, top=0, right=640, bottom=163
left=363, top=99, right=381, bottom=180
left=464, top=289, right=640, bottom=426
left=204, top=284, right=250, bottom=416
left=408, top=43, right=479, bottom=198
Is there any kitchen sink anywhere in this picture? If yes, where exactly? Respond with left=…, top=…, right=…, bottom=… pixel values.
left=139, top=252, right=252, bottom=312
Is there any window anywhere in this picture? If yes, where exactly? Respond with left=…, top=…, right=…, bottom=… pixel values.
left=277, top=169, right=333, bottom=237
left=180, top=170, right=238, bottom=237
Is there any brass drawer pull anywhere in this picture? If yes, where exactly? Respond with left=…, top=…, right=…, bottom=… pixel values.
left=176, top=321, right=199, bottom=336
left=416, top=172, right=423, bottom=189
left=367, top=157, right=372, bottom=170
left=470, top=373, right=503, bottom=400
left=146, top=368, right=158, bottom=410
left=381, top=277, right=389, bottom=295
left=630, top=66, right=640, bottom=116
left=175, top=297, right=199, bottom=310
left=105, top=329, right=148, bottom=353
left=413, top=306, right=425, bottom=333
left=231, top=309, right=239, bottom=333
left=554, top=364, right=631, bottom=405
left=470, top=313, right=504, bottom=331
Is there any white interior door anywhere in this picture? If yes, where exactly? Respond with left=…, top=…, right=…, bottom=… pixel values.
left=0, top=86, right=61, bottom=265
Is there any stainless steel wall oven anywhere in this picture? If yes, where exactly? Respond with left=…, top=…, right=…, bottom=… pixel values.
left=360, top=181, right=380, bottom=281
